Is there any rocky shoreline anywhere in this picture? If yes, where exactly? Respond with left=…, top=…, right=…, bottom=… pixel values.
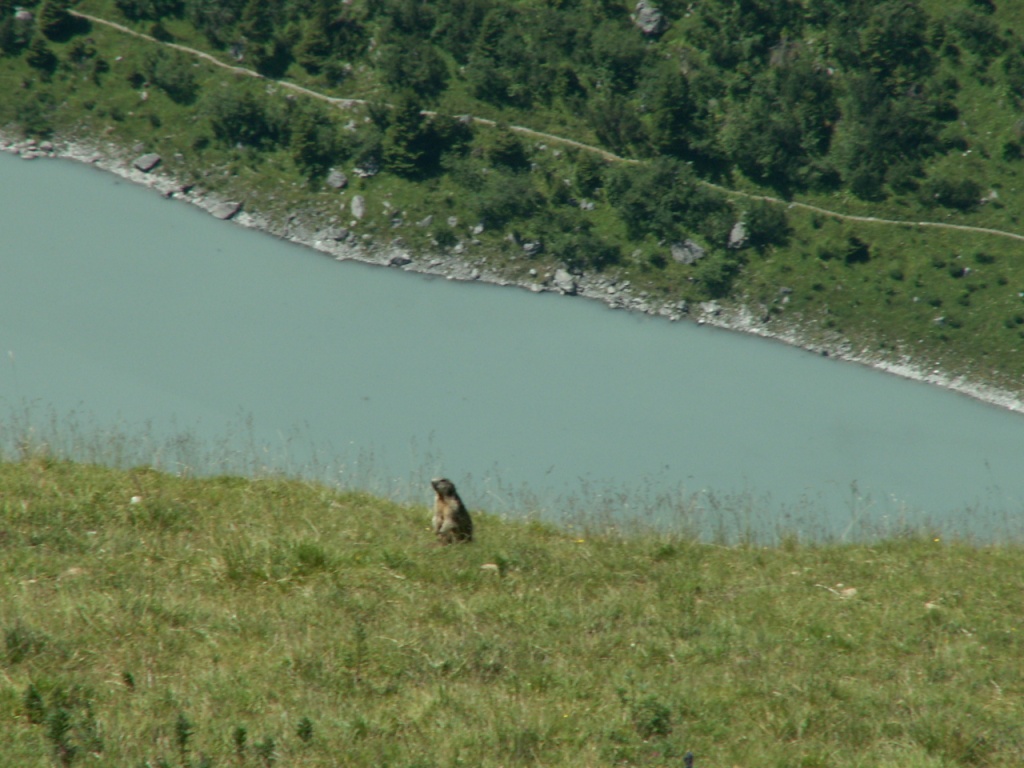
left=5, top=129, right=1023, bottom=415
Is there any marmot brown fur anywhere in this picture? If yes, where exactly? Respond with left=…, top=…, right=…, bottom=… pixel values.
left=431, top=477, right=473, bottom=544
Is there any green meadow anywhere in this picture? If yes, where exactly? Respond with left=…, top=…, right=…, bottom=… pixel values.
left=3, top=457, right=1024, bottom=766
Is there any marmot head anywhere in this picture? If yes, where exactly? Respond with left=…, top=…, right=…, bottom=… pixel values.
left=431, top=477, right=458, bottom=498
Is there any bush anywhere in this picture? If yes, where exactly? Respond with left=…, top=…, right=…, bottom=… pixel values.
left=473, top=171, right=541, bottom=228
left=693, top=251, right=743, bottom=298
left=844, top=236, right=871, bottom=264
left=145, top=49, right=199, bottom=104
left=37, top=0, right=74, bottom=41
left=378, top=40, right=448, bottom=101
left=546, top=219, right=620, bottom=272
left=291, top=101, right=345, bottom=177
left=0, top=14, right=31, bottom=56
left=115, top=0, right=184, bottom=22
left=743, top=200, right=791, bottom=250
left=607, top=158, right=729, bottom=242
left=25, top=35, right=57, bottom=73
left=484, top=124, right=530, bottom=172
left=205, top=81, right=288, bottom=150
left=921, top=174, right=982, bottom=210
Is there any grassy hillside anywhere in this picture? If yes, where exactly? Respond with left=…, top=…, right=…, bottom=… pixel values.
left=2, top=1, right=1024, bottom=398
left=3, top=458, right=1024, bottom=766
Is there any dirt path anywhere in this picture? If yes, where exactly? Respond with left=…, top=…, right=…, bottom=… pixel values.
left=71, top=10, right=1024, bottom=244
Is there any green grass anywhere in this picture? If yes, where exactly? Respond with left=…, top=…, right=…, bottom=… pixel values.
left=3, top=457, right=1024, bottom=766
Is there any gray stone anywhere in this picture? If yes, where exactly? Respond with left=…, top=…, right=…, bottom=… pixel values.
left=553, top=268, right=577, bottom=295
left=522, top=240, right=543, bottom=257
left=133, top=153, right=162, bottom=173
left=670, top=239, right=706, bottom=265
left=728, top=220, right=748, bottom=249
left=353, top=159, right=379, bottom=178
left=388, top=253, right=413, bottom=267
left=322, top=226, right=349, bottom=241
left=210, top=201, right=242, bottom=220
left=416, top=215, right=434, bottom=228
left=633, top=1, right=666, bottom=36
left=471, top=223, right=485, bottom=235
left=350, top=195, right=366, bottom=220
left=699, top=301, right=721, bottom=317
left=447, top=216, right=459, bottom=228
left=326, top=169, right=348, bottom=189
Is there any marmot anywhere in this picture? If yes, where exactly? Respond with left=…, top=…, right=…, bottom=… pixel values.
left=431, top=477, right=473, bottom=544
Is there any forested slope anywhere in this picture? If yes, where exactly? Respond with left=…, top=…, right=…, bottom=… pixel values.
left=3, top=0, right=1024, bottom=395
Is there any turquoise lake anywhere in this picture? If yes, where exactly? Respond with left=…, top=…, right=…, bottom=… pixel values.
left=2, top=150, right=1023, bottom=540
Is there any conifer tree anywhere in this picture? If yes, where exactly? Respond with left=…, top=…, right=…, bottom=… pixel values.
left=38, top=0, right=71, bottom=41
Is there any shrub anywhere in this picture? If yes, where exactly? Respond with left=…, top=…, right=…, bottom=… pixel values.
left=744, top=200, right=791, bottom=250
left=145, top=49, right=199, bottom=105
left=378, top=40, right=448, bottom=101
left=694, top=251, right=743, bottom=298
left=291, top=101, right=345, bottom=177
left=26, top=35, right=57, bottom=73
left=473, top=171, right=541, bottom=228
left=206, top=81, right=288, bottom=150
left=922, top=175, right=982, bottom=210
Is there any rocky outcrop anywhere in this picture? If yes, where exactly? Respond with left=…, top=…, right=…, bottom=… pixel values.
left=350, top=195, right=366, bottom=220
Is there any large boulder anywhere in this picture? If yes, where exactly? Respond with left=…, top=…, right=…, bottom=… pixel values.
left=350, top=195, right=366, bottom=220
left=326, top=169, right=348, bottom=189
left=633, top=1, right=667, bottom=37
left=522, top=240, right=543, bottom=258
left=133, top=153, right=161, bottom=173
left=321, top=226, right=349, bottom=241
left=728, top=221, right=749, bottom=249
left=210, top=201, right=242, bottom=220
left=552, top=269, right=577, bottom=295
left=670, top=239, right=706, bottom=265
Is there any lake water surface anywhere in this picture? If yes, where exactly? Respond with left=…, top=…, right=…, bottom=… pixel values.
left=2, top=151, right=1023, bottom=540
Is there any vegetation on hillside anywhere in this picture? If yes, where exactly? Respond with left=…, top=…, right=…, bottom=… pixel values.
left=3, top=458, right=1024, bottom=766
left=2, top=0, right=1024, bottom=393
